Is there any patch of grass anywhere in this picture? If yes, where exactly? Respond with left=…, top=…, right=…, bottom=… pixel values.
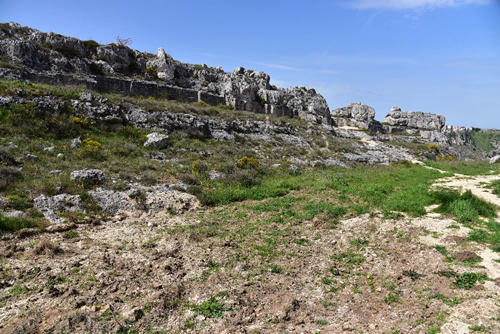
left=432, top=189, right=497, bottom=223
left=429, top=293, right=461, bottom=306
left=469, top=324, right=489, bottom=332
left=384, top=293, right=401, bottom=304
left=331, top=250, right=365, bottom=269
left=471, top=130, right=500, bottom=153
left=0, top=214, right=39, bottom=233
left=432, top=245, right=448, bottom=256
left=315, top=319, right=329, bottom=326
left=425, top=159, right=499, bottom=175
left=9, top=285, right=27, bottom=296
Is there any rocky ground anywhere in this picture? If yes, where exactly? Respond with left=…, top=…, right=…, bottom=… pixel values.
left=1, top=165, right=499, bottom=334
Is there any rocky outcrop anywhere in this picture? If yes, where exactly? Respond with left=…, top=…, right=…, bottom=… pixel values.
left=33, top=194, right=83, bottom=224
left=331, top=102, right=375, bottom=130
left=88, top=184, right=200, bottom=214
left=383, top=106, right=445, bottom=131
left=70, top=169, right=106, bottom=185
left=0, top=22, right=331, bottom=125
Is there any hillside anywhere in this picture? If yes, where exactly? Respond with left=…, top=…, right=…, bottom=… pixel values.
left=1, top=23, right=500, bottom=333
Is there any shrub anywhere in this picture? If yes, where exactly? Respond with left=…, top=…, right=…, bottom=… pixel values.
left=192, top=161, right=209, bottom=177
left=145, top=66, right=158, bottom=79
left=6, top=195, right=33, bottom=210
left=80, top=138, right=102, bottom=158
left=82, top=39, right=99, bottom=52
left=454, top=272, right=488, bottom=289
left=236, top=156, right=260, bottom=169
left=115, top=34, right=133, bottom=47
left=191, top=296, right=229, bottom=318
left=195, top=100, right=208, bottom=107
left=0, top=166, right=22, bottom=190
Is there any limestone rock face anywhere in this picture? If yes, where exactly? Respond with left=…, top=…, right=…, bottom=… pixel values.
left=70, top=169, right=106, bottom=185
left=88, top=184, right=200, bottom=214
left=146, top=48, right=175, bottom=81
left=0, top=23, right=331, bottom=126
left=383, top=107, right=445, bottom=131
left=331, top=102, right=376, bottom=129
left=33, top=194, right=83, bottom=224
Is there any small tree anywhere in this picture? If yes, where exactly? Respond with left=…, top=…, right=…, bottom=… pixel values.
left=115, top=34, right=133, bottom=47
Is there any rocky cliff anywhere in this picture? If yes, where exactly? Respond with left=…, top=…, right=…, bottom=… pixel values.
left=0, top=22, right=493, bottom=159
left=0, top=22, right=331, bottom=125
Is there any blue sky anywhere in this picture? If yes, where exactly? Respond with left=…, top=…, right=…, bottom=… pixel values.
left=1, top=0, right=499, bottom=128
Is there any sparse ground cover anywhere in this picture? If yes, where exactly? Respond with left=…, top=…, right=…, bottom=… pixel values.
left=1, top=79, right=500, bottom=333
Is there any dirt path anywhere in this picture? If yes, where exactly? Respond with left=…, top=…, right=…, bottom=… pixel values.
left=411, top=169, right=500, bottom=333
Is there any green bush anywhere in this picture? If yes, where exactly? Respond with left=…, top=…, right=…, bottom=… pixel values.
left=191, top=296, right=229, bottom=318
left=454, top=272, right=488, bottom=289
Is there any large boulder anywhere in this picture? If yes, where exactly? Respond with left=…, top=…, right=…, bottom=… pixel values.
left=331, top=102, right=376, bottom=129
left=383, top=107, right=445, bottom=131
left=143, top=132, right=169, bottom=148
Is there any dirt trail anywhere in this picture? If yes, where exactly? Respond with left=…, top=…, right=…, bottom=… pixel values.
left=411, top=167, right=500, bottom=334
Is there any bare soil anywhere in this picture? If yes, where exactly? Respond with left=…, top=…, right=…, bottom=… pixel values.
left=1, top=172, right=499, bottom=333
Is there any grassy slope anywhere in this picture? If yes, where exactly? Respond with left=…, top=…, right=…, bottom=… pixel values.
left=1, top=79, right=500, bottom=332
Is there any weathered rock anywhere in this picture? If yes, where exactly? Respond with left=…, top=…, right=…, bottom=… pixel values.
left=88, top=184, right=200, bottom=214
left=144, top=132, right=169, bottom=148
left=147, top=48, right=175, bottom=81
left=383, top=107, right=445, bottom=131
left=33, top=194, right=83, bottom=224
left=71, top=137, right=81, bottom=148
left=490, top=155, right=500, bottom=164
left=70, top=169, right=106, bottom=185
left=331, top=102, right=376, bottom=129
left=0, top=23, right=331, bottom=126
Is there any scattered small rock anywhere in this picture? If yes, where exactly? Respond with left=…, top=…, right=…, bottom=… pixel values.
left=71, top=137, right=82, bottom=149
left=43, top=147, right=55, bottom=152
left=25, top=154, right=39, bottom=161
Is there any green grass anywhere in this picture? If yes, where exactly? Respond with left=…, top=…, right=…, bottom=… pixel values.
left=429, top=293, right=461, bottom=306
left=471, top=130, right=500, bottom=153
left=431, top=189, right=497, bottom=223
left=0, top=214, right=39, bottom=233
left=425, top=159, right=500, bottom=176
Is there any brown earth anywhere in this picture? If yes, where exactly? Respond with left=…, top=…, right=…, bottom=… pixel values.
left=0, top=171, right=499, bottom=333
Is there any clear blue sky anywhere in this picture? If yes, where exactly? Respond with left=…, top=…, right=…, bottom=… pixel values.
left=1, top=0, right=499, bottom=128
